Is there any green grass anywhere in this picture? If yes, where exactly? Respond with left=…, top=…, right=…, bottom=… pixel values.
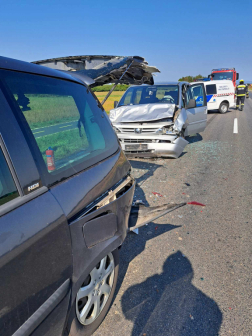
left=22, top=95, right=80, bottom=129
left=36, top=128, right=88, bottom=163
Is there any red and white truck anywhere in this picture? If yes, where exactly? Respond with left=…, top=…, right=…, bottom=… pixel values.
left=209, top=68, right=239, bottom=87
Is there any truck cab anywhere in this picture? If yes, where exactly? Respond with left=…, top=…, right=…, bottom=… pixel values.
left=209, top=68, right=239, bottom=87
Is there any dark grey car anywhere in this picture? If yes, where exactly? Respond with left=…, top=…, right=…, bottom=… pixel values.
left=0, top=56, right=184, bottom=336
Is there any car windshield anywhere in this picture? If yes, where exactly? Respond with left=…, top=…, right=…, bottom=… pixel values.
left=212, top=72, right=233, bottom=80
left=0, top=70, right=118, bottom=186
left=118, top=85, right=179, bottom=107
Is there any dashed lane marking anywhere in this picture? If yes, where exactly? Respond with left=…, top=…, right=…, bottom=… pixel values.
left=33, top=130, right=45, bottom=134
left=59, top=124, right=73, bottom=128
left=233, top=118, right=238, bottom=134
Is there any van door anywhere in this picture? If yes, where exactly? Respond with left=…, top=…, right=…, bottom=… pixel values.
left=205, top=84, right=218, bottom=110
left=184, top=83, right=207, bottom=136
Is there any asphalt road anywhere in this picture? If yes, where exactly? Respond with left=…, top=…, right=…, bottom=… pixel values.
left=93, top=94, right=252, bottom=336
left=32, top=120, right=78, bottom=138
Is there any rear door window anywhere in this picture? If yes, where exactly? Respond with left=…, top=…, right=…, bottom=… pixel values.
left=206, top=84, right=217, bottom=95
left=0, top=70, right=119, bottom=187
left=0, top=147, right=19, bottom=206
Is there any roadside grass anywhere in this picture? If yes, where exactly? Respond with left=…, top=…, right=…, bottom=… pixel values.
left=23, top=95, right=79, bottom=129
left=36, top=128, right=88, bottom=163
left=21, top=91, right=125, bottom=128
left=94, top=91, right=125, bottom=112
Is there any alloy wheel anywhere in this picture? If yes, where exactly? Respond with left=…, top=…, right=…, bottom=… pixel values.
left=76, top=253, right=115, bottom=325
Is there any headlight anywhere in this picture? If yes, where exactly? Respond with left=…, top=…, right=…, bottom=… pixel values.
left=113, top=126, right=121, bottom=133
left=155, top=127, right=171, bottom=135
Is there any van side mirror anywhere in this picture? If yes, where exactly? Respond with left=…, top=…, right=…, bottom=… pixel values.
left=208, top=75, right=211, bottom=78
left=236, top=73, right=239, bottom=80
left=114, top=101, right=118, bottom=108
left=186, top=99, right=196, bottom=109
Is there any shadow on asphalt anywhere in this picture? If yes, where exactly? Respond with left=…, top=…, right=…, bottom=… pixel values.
left=121, top=251, right=222, bottom=336
left=186, top=133, right=203, bottom=144
left=115, top=159, right=222, bottom=335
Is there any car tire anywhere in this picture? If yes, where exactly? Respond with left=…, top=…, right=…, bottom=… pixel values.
left=67, top=249, right=119, bottom=336
left=219, top=102, right=228, bottom=114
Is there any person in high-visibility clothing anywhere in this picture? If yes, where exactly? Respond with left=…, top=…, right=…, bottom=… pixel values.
left=235, top=80, right=248, bottom=110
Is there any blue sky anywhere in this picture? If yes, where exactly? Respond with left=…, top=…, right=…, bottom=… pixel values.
left=1, top=0, right=251, bottom=82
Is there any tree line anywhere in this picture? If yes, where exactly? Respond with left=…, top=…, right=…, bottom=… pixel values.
left=178, top=75, right=206, bottom=82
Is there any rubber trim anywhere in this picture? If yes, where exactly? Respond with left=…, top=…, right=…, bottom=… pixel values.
left=13, top=279, right=70, bottom=336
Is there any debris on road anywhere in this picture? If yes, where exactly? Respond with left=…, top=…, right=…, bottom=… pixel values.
left=188, top=201, right=206, bottom=206
left=152, top=191, right=163, bottom=197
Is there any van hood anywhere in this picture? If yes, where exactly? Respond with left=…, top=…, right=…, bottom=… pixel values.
left=110, top=103, right=175, bottom=123
left=32, top=55, right=160, bottom=87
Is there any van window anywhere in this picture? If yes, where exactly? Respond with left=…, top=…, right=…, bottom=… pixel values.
left=206, top=84, right=217, bottom=95
left=186, top=84, right=206, bottom=107
left=0, top=147, right=19, bottom=206
left=0, top=70, right=119, bottom=187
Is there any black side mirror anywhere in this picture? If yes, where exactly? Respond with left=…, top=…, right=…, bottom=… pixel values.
left=186, top=99, right=196, bottom=109
left=236, top=73, right=239, bottom=80
left=208, top=75, right=211, bottom=78
left=114, top=101, right=118, bottom=108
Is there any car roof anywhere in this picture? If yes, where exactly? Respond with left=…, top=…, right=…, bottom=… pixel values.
left=155, top=81, right=188, bottom=85
left=0, top=56, right=84, bottom=85
left=130, top=82, right=187, bottom=88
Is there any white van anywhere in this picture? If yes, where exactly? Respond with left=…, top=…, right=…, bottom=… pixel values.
left=196, top=80, right=235, bottom=113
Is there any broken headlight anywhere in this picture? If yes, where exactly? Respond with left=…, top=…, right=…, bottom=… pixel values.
left=155, top=127, right=171, bottom=135
left=113, top=126, right=121, bottom=133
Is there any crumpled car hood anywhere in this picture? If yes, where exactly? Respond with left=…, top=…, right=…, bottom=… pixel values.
left=32, top=55, right=160, bottom=87
left=110, top=103, right=175, bottom=123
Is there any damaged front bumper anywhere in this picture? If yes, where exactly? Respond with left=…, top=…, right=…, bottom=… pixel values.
left=118, top=133, right=188, bottom=159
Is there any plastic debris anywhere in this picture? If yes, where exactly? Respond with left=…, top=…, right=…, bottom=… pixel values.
left=178, top=237, right=183, bottom=241
left=190, top=314, right=194, bottom=320
left=200, top=277, right=204, bottom=281
left=185, top=183, right=191, bottom=186
left=155, top=226, right=158, bottom=230
left=178, top=215, right=183, bottom=218
left=132, top=200, right=145, bottom=206
left=152, top=191, right=163, bottom=197
left=188, top=201, right=206, bottom=206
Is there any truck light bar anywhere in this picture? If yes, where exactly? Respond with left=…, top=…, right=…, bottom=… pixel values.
left=212, top=68, right=235, bottom=71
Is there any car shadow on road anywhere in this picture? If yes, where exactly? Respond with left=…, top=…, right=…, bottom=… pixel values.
left=129, top=159, right=163, bottom=207
left=121, top=251, right=222, bottom=336
left=186, top=133, right=203, bottom=145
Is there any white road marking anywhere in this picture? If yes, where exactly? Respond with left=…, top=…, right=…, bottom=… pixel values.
left=33, top=130, right=45, bottom=134
left=59, top=124, right=73, bottom=128
left=233, top=118, right=238, bottom=134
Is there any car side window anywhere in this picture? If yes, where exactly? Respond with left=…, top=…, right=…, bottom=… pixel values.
left=186, top=84, right=206, bottom=107
left=0, top=147, right=19, bottom=206
left=206, top=84, right=217, bottom=95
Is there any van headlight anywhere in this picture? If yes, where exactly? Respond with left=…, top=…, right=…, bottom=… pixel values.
left=113, top=126, right=121, bottom=133
left=155, top=127, right=171, bottom=135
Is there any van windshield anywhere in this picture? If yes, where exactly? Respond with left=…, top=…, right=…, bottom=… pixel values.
left=0, top=70, right=118, bottom=186
left=212, top=72, right=233, bottom=80
left=118, top=85, right=179, bottom=107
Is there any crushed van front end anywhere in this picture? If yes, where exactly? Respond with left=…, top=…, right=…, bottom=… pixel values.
left=113, top=122, right=188, bottom=159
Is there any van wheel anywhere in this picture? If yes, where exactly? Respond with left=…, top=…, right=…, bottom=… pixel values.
left=219, top=102, right=228, bottom=114
left=67, top=249, right=119, bottom=336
